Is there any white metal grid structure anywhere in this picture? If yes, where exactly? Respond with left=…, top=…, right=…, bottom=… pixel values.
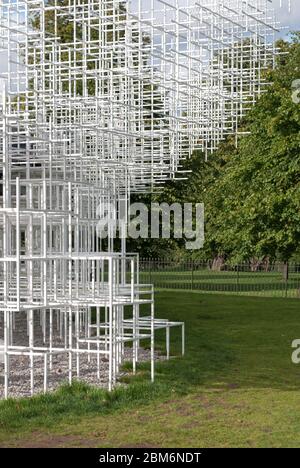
left=0, top=0, right=280, bottom=398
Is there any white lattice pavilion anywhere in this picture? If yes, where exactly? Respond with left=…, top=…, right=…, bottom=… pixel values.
left=0, top=0, right=282, bottom=398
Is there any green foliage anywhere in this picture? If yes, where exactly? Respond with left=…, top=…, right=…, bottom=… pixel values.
left=211, top=34, right=300, bottom=262
left=134, top=34, right=300, bottom=263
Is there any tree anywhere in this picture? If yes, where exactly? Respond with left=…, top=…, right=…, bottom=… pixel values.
left=132, top=34, right=300, bottom=264
left=203, top=34, right=300, bottom=264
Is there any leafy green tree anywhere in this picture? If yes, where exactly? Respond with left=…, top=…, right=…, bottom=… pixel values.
left=133, top=34, right=300, bottom=265
left=202, top=34, right=300, bottom=265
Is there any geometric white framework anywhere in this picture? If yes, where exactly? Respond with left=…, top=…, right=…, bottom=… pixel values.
left=0, top=0, right=280, bottom=398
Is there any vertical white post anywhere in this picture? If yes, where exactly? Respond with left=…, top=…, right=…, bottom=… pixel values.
left=108, top=258, right=113, bottom=391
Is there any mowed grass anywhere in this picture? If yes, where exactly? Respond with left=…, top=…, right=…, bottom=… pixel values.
left=1, top=292, right=300, bottom=447
left=139, top=269, right=300, bottom=298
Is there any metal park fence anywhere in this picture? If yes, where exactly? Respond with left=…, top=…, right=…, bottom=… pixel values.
left=139, top=259, right=300, bottom=299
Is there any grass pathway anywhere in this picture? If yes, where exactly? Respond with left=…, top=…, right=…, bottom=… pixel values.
left=1, top=292, right=300, bottom=447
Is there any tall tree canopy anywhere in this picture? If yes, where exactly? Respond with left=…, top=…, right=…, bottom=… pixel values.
left=205, top=34, right=300, bottom=264
left=137, top=34, right=300, bottom=264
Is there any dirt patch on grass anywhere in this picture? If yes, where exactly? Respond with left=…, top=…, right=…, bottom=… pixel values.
left=118, top=443, right=160, bottom=448
left=1, top=434, right=163, bottom=449
left=0, top=433, right=102, bottom=448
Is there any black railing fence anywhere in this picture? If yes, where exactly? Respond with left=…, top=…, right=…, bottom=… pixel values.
left=139, top=259, right=300, bottom=298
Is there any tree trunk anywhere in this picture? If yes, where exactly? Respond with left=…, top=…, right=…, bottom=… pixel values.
left=283, top=262, right=289, bottom=282
left=263, top=257, right=270, bottom=272
left=250, top=257, right=262, bottom=272
left=211, top=255, right=225, bottom=271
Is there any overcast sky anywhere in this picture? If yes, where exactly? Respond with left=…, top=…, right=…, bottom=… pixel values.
left=273, top=0, right=300, bottom=36
left=0, top=1, right=299, bottom=75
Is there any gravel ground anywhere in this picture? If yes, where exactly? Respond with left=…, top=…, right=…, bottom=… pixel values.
left=0, top=313, right=164, bottom=399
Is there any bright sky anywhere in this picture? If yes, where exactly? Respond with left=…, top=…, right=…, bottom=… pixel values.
left=273, top=0, right=300, bottom=36
left=0, top=0, right=298, bottom=75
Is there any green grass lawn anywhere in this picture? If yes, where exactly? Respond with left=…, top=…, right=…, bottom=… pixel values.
left=140, top=269, right=300, bottom=298
left=1, top=292, right=300, bottom=447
